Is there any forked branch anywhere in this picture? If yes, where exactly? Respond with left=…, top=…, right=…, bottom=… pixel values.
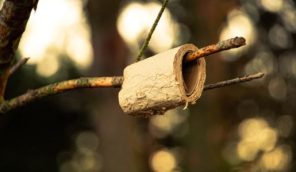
left=0, top=0, right=38, bottom=100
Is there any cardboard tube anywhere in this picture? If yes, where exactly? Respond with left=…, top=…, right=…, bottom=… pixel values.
left=118, top=44, right=206, bottom=116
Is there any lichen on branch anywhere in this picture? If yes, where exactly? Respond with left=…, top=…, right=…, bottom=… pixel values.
left=0, top=76, right=123, bottom=113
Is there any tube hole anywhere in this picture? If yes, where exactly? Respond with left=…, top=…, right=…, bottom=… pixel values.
left=182, top=52, right=200, bottom=96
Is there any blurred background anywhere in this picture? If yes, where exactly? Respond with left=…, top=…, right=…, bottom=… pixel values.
left=0, top=0, right=295, bottom=171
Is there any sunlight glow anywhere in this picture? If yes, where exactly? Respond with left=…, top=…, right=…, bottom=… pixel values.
left=150, top=149, right=177, bottom=172
left=117, top=2, right=179, bottom=54
left=36, top=55, right=59, bottom=77
left=19, top=0, right=93, bottom=77
left=260, top=145, right=291, bottom=171
left=220, top=9, right=256, bottom=61
left=281, top=4, right=296, bottom=32
left=260, top=0, right=284, bottom=13
left=149, top=109, right=188, bottom=138
left=237, top=118, right=278, bottom=161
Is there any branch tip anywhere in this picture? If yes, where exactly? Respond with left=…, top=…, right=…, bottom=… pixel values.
left=185, top=36, right=247, bottom=62
left=204, top=72, right=264, bottom=91
left=8, top=57, right=30, bottom=76
left=232, top=37, right=246, bottom=47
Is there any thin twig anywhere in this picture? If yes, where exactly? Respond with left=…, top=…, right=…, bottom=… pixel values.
left=203, top=72, right=264, bottom=91
left=8, top=57, right=30, bottom=76
left=136, top=0, right=169, bottom=61
left=185, top=37, right=246, bottom=62
left=0, top=73, right=264, bottom=113
left=0, top=76, right=123, bottom=113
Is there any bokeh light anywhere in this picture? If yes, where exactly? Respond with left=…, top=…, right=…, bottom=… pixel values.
left=236, top=118, right=278, bottom=161
left=150, top=149, right=177, bottom=172
left=60, top=131, right=102, bottom=172
left=36, top=54, right=59, bottom=77
left=278, top=52, right=296, bottom=78
left=280, top=3, right=296, bottom=32
left=220, top=9, right=256, bottom=61
left=117, top=2, right=180, bottom=55
left=19, top=0, right=93, bottom=77
left=76, top=131, right=100, bottom=152
left=259, top=0, right=284, bottom=13
left=1, top=0, right=295, bottom=171
left=149, top=109, right=189, bottom=138
left=268, top=24, right=293, bottom=49
left=244, top=50, right=275, bottom=77
left=268, top=76, right=287, bottom=101
left=259, top=145, right=292, bottom=171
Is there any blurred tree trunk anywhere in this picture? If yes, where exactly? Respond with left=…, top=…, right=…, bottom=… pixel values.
left=86, top=1, right=138, bottom=172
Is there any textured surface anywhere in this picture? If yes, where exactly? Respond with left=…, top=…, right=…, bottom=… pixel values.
left=119, top=44, right=206, bottom=116
left=0, top=0, right=38, bottom=101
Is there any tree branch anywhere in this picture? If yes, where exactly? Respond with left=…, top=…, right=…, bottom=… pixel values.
left=185, top=37, right=246, bottom=62
left=203, top=72, right=264, bottom=91
left=0, top=0, right=38, bottom=100
left=8, top=57, right=30, bottom=76
left=0, top=72, right=264, bottom=114
left=137, top=0, right=170, bottom=61
left=0, top=76, right=123, bottom=113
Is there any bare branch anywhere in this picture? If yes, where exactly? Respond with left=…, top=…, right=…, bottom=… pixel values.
left=204, top=72, right=264, bottom=91
left=8, top=57, right=30, bottom=76
left=137, top=0, right=170, bottom=61
left=185, top=37, right=246, bottom=63
left=0, top=76, right=123, bottom=113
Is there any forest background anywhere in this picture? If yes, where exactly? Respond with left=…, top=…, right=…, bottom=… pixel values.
left=0, top=0, right=295, bottom=172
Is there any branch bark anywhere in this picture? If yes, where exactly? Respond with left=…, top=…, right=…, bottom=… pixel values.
left=0, top=0, right=38, bottom=101
left=0, top=73, right=264, bottom=114
left=185, top=37, right=246, bottom=62
left=203, top=72, right=264, bottom=90
left=0, top=76, right=123, bottom=113
left=8, top=57, right=30, bottom=76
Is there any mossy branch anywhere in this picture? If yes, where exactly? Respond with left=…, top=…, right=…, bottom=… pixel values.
left=0, top=77, right=123, bottom=113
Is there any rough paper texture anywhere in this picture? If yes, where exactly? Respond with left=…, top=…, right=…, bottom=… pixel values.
left=119, top=44, right=206, bottom=116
